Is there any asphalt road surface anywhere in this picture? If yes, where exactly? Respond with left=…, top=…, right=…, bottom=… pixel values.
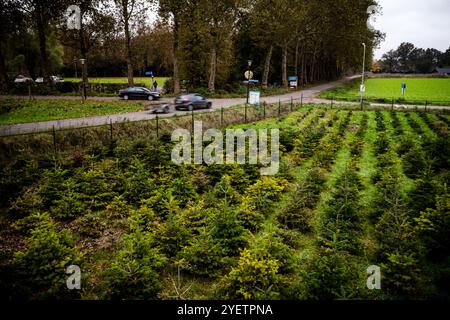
left=0, top=76, right=363, bottom=136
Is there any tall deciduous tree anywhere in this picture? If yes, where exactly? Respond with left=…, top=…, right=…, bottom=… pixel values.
left=109, top=0, right=149, bottom=86
left=23, top=0, right=69, bottom=82
left=203, top=0, right=239, bottom=92
left=159, top=0, right=187, bottom=94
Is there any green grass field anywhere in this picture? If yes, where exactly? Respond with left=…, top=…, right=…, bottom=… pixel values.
left=0, top=99, right=145, bottom=125
left=320, top=78, right=450, bottom=104
left=64, top=77, right=169, bottom=88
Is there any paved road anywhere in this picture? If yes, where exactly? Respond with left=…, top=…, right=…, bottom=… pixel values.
left=0, top=76, right=359, bottom=136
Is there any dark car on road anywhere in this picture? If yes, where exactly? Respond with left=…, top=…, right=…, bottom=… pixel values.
left=119, top=87, right=160, bottom=101
left=174, top=93, right=212, bottom=111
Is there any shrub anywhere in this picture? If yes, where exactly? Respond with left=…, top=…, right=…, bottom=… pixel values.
left=102, top=230, right=167, bottom=299
left=74, top=211, right=108, bottom=238
left=163, top=77, right=174, bottom=94
left=414, top=194, right=450, bottom=259
left=380, top=251, right=425, bottom=298
left=78, top=168, right=120, bottom=211
left=177, top=229, right=227, bottom=277
left=294, top=250, right=359, bottom=300
left=278, top=168, right=326, bottom=232
left=14, top=217, right=82, bottom=299
left=250, top=227, right=296, bottom=274
left=9, top=187, right=44, bottom=218
left=218, top=248, right=280, bottom=300
left=208, top=205, right=248, bottom=255
left=244, top=177, right=287, bottom=215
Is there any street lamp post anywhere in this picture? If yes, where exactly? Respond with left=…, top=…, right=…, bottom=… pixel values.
left=246, top=60, right=252, bottom=105
left=361, top=42, right=366, bottom=85
left=80, top=58, right=87, bottom=100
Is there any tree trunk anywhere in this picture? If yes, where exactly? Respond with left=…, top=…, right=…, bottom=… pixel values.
left=123, top=7, right=134, bottom=87
left=36, top=5, right=50, bottom=82
left=173, top=17, right=181, bottom=94
left=0, top=45, right=7, bottom=92
left=294, top=40, right=299, bottom=78
left=281, top=44, right=288, bottom=88
left=208, top=47, right=217, bottom=93
left=262, top=44, right=273, bottom=90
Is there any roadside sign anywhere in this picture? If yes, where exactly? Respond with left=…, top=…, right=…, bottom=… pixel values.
left=244, top=71, right=253, bottom=80
left=249, top=90, right=260, bottom=105
left=360, top=84, right=366, bottom=92
left=289, top=76, right=298, bottom=88
left=401, top=83, right=406, bottom=95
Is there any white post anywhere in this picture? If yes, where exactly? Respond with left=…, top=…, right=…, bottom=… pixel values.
left=362, top=43, right=366, bottom=85
left=360, top=43, right=366, bottom=105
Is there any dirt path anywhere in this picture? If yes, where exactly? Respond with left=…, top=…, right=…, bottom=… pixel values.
left=0, top=76, right=359, bottom=136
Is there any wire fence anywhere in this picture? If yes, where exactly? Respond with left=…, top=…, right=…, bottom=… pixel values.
left=1, top=96, right=449, bottom=167
left=0, top=97, right=307, bottom=165
left=324, top=96, right=450, bottom=108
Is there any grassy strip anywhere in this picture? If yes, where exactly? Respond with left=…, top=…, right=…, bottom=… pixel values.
left=0, top=99, right=145, bottom=125
left=65, top=77, right=169, bottom=87
left=319, top=78, right=450, bottom=105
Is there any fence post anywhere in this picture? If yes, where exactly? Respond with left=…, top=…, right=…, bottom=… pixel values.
left=109, top=119, right=113, bottom=146
left=220, top=107, right=224, bottom=127
left=290, top=97, right=293, bottom=112
left=245, top=103, right=248, bottom=123
left=278, top=99, right=281, bottom=116
left=300, top=93, right=303, bottom=108
left=156, top=114, right=159, bottom=138
left=263, top=101, right=266, bottom=118
left=360, top=97, right=364, bottom=111
left=425, top=100, right=428, bottom=112
left=191, top=109, right=194, bottom=134
left=331, top=97, right=333, bottom=109
left=52, top=125, right=57, bottom=156
left=391, top=98, right=394, bottom=111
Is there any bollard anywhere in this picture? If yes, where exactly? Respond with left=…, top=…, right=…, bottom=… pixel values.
left=220, top=107, right=224, bottom=127
left=278, top=100, right=281, bottom=116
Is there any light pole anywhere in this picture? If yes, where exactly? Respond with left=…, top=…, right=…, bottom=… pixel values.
left=361, top=42, right=366, bottom=85
left=360, top=43, right=366, bottom=106
left=246, top=59, right=252, bottom=105
left=80, top=58, right=87, bottom=100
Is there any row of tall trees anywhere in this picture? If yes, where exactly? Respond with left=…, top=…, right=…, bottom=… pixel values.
left=0, top=0, right=382, bottom=93
left=161, top=0, right=383, bottom=92
left=380, top=42, right=450, bottom=73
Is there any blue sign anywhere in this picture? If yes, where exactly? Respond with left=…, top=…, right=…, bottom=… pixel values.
left=402, top=83, right=406, bottom=89
left=288, top=76, right=297, bottom=81
left=244, top=79, right=259, bottom=84
left=145, top=71, right=153, bottom=76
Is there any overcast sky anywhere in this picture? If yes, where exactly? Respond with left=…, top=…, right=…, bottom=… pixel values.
left=373, top=0, right=450, bottom=59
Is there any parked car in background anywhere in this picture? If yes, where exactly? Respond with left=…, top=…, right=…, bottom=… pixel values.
left=118, top=87, right=161, bottom=101
left=14, top=75, right=33, bottom=83
left=174, top=93, right=212, bottom=111
left=35, top=76, right=64, bottom=83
